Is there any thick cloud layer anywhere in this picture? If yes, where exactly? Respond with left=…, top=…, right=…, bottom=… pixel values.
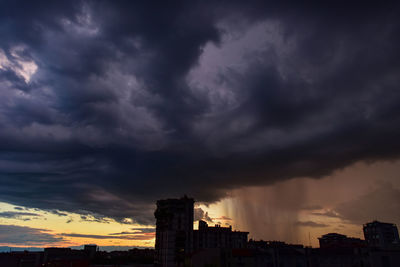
left=0, top=225, right=64, bottom=245
left=0, top=1, right=400, bottom=224
left=335, top=182, right=400, bottom=224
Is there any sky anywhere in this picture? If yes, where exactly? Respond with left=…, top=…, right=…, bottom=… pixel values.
left=0, top=1, right=400, bottom=249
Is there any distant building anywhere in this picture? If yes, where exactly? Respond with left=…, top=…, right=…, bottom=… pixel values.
left=248, top=240, right=307, bottom=267
left=193, top=220, right=248, bottom=250
left=154, top=195, right=194, bottom=267
left=0, top=247, right=155, bottom=267
left=363, top=220, right=400, bottom=248
left=318, top=233, right=366, bottom=249
left=308, top=247, right=371, bottom=267
left=43, top=247, right=89, bottom=267
left=83, top=244, right=97, bottom=258
left=248, top=240, right=304, bottom=250
left=0, top=251, right=44, bottom=267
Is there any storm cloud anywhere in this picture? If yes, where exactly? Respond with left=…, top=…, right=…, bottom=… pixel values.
left=0, top=225, right=63, bottom=245
left=294, top=221, right=329, bottom=228
left=62, top=232, right=155, bottom=241
left=335, top=182, right=400, bottom=224
left=0, top=211, right=41, bottom=220
left=0, top=1, right=400, bottom=224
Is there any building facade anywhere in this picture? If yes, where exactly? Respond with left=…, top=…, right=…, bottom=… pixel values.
left=154, top=195, right=194, bottom=267
left=363, top=220, right=400, bottom=248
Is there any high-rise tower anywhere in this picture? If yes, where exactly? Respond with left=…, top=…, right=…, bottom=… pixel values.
left=154, top=195, right=194, bottom=267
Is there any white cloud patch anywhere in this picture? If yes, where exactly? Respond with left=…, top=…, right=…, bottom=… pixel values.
left=0, top=47, right=38, bottom=83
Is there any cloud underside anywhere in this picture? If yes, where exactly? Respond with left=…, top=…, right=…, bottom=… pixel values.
left=62, top=233, right=154, bottom=241
left=0, top=211, right=41, bottom=220
left=0, top=224, right=155, bottom=245
left=0, top=225, right=63, bottom=245
left=335, top=183, right=400, bottom=224
left=0, top=1, right=399, bottom=224
left=294, top=221, right=328, bottom=228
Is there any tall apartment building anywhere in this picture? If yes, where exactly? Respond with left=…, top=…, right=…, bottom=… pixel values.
left=154, top=195, right=194, bottom=267
left=363, top=220, right=400, bottom=248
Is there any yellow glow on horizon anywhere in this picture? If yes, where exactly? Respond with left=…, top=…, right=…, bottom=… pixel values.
left=0, top=202, right=155, bottom=248
left=0, top=199, right=366, bottom=249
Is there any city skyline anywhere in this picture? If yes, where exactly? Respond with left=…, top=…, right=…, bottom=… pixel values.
left=152, top=195, right=400, bottom=266
left=1, top=1, right=400, bottom=250
left=1, top=197, right=398, bottom=266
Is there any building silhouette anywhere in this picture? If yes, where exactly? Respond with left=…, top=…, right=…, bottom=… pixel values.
left=194, top=220, right=248, bottom=250
left=83, top=244, right=97, bottom=259
left=0, top=246, right=155, bottom=267
left=318, top=233, right=366, bottom=249
left=2, top=200, right=400, bottom=267
left=153, top=196, right=400, bottom=266
left=154, top=195, right=194, bottom=267
left=363, top=220, right=400, bottom=248
left=154, top=196, right=249, bottom=266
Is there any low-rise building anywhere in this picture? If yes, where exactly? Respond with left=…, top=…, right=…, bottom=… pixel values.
left=193, top=220, right=248, bottom=250
left=318, top=233, right=366, bottom=249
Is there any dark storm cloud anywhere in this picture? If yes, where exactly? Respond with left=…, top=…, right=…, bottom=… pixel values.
left=49, top=210, right=68, bottom=217
left=0, top=211, right=37, bottom=218
left=109, top=227, right=156, bottom=235
left=79, top=215, right=111, bottom=224
left=62, top=232, right=154, bottom=241
left=130, top=227, right=156, bottom=234
left=0, top=225, right=63, bottom=245
left=294, top=221, right=328, bottom=228
left=0, top=211, right=41, bottom=220
left=0, top=1, right=400, bottom=224
left=335, top=183, right=400, bottom=225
